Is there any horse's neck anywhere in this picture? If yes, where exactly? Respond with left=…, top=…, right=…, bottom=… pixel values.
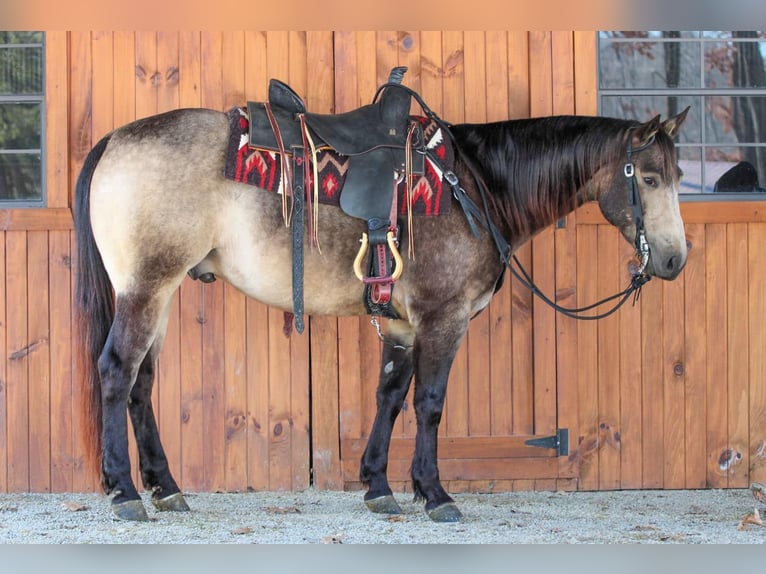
left=455, top=118, right=625, bottom=245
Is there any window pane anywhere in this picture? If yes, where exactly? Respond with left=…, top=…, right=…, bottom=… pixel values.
left=0, top=103, right=42, bottom=148
left=705, top=40, right=766, bottom=88
left=0, top=45, right=44, bottom=95
left=0, top=152, right=42, bottom=201
left=599, top=38, right=701, bottom=89
left=600, top=95, right=701, bottom=144
left=678, top=147, right=703, bottom=193
left=705, top=95, right=766, bottom=144
left=0, top=32, right=43, bottom=44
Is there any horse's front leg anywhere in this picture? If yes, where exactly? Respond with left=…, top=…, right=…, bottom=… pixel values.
left=411, top=309, right=469, bottom=522
left=360, top=320, right=415, bottom=515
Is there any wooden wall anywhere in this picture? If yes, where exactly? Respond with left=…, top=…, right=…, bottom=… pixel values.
left=1, top=31, right=765, bottom=494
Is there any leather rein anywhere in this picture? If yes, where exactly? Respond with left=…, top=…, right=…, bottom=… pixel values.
left=389, top=84, right=655, bottom=322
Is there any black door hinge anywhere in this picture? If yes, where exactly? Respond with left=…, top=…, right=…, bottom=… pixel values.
left=525, top=428, right=569, bottom=456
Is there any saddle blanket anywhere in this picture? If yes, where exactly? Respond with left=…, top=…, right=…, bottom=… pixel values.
left=223, top=106, right=454, bottom=217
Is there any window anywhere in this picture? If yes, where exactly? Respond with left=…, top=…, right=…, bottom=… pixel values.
left=0, top=31, right=45, bottom=206
left=598, top=31, right=766, bottom=197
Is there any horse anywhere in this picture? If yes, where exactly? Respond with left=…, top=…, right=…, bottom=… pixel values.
left=73, top=83, right=689, bottom=522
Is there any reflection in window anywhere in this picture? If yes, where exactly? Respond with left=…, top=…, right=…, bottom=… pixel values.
left=599, top=31, right=766, bottom=196
left=0, top=31, right=45, bottom=205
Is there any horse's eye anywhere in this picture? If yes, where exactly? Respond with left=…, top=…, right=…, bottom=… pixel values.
left=643, top=176, right=657, bottom=187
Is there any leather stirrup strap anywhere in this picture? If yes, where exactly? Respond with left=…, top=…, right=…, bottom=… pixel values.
left=292, top=148, right=305, bottom=334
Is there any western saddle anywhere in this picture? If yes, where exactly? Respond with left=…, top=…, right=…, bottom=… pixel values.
left=245, top=67, right=427, bottom=333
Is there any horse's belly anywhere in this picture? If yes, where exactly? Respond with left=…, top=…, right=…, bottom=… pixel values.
left=212, top=231, right=368, bottom=316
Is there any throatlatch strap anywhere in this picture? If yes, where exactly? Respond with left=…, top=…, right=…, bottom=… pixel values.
left=291, top=148, right=305, bottom=334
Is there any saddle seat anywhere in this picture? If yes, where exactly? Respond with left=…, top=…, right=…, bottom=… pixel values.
left=247, top=71, right=424, bottom=221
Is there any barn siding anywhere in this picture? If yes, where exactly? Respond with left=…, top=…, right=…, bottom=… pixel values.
left=1, top=31, right=765, bottom=493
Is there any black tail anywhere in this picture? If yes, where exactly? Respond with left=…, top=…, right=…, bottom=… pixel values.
left=73, top=134, right=114, bottom=485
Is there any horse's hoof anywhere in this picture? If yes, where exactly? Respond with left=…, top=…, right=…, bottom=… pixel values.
left=365, top=494, right=402, bottom=515
left=151, top=492, right=191, bottom=512
left=111, top=499, right=149, bottom=521
left=427, top=502, right=463, bottom=523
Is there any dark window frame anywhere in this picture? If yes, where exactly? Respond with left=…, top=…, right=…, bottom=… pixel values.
left=0, top=32, right=46, bottom=208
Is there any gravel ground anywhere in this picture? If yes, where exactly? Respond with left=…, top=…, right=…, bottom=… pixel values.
left=0, top=488, right=765, bottom=544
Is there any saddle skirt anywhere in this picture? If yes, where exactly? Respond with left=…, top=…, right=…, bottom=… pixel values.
left=223, top=106, right=454, bottom=218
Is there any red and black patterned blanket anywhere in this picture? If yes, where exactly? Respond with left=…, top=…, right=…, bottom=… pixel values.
left=223, top=106, right=454, bottom=217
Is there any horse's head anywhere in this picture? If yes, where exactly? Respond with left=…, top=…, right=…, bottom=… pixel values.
left=598, top=108, right=690, bottom=280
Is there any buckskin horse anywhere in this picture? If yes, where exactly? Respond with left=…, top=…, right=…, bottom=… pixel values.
left=74, top=71, right=689, bottom=522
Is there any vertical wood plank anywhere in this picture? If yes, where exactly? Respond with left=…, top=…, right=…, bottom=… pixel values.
left=113, top=32, right=136, bottom=128
left=177, top=32, right=203, bottom=491
left=220, top=31, right=248, bottom=492
left=576, top=225, right=599, bottom=489
left=91, top=31, right=114, bottom=136
left=573, top=31, right=598, bottom=116
left=27, top=231, right=51, bottom=492
left=684, top=224, right=707, bottom=488
left=68, top=32, right=92, bottom=196
left=641, top=280, right=664, bottom=488
left=441, top=30, right=468, bottom=439
left=309, top=29, right=342, bottom=490
left=727, top=223, right=750, bottom=488
left=748, top=223, right=766, bottom=484
left=152, top=32, right=183, bottom=487
left=179, top=278, right=204, bottom=491
left=705, top=224, right=728, bottom=487
left=157, top=32, right=180, bottom=114
left=45, top=32, right=69, bottom=208
left=0, top=231, right=6, bottom=491
left=48, top=231, right=75, bottom=492
left=223, top=283, right=248, bottom=492
left=135, top=32, right=158, bottom=121
left=311, top=316, right=342, bottom=489
left=552, top=31, right=578, bottom=476
left=6, top=231, right=29, bottom=491
left=263, top=31, right=292, bottom=491
left=67, top=31, right=96, bottom=489
left=463, top=31, right=491, bottom=437
left=618, top=239, right=643, bottom=488
left=509, top=32, right=534, bottom=437
left=528, top=31, right=557, bottom=441
left=333, top=33, right=365, bottom=463
left=242, top=30, right=270, bottom=492
left=507, top=31, right=529, bottom=118
left=596, top=226, right=620, bottom=490
left=486, top=32, right=513, bottom=438
left=288, top=30, right=313, bottom=490
left=662, top=266, right=686, bottom=489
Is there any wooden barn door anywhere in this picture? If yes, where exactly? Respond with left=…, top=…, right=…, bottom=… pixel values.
left=312, top=32, right=592, bottom=493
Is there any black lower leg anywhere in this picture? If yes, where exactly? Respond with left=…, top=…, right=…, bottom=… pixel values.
left=360, top=337, right=414, bottom=502
left=128, top=353, right=182, bottom=501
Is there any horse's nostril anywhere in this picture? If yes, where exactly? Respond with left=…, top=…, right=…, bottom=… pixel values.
left=667, top=256, right=678, bottom=272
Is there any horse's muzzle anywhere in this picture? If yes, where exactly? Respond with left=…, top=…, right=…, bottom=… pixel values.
left=648, top=249, right=687, bottom=280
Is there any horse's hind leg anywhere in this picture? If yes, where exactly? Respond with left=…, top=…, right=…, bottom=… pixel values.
left=128, top=304, right=190, bottom=513
left=99, top=288, right=179, bottom=521
left=360, top=320, right=415, bottom=515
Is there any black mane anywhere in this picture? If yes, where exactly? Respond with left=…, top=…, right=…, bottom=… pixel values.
left=451, top=115, right=637, bottom=240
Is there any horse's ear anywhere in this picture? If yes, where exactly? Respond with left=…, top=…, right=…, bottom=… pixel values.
left=661, top=106, right=690, bottom=139
left=632, top=114, right=661, bottom=148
